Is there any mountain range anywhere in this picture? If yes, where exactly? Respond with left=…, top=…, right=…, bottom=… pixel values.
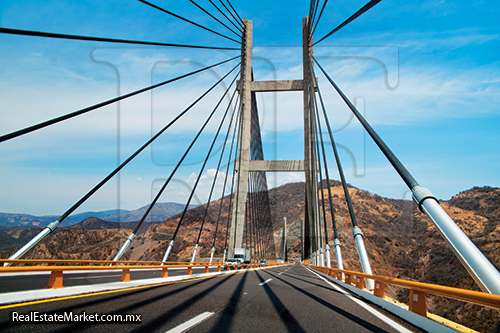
left=0, top=202, right=197, bottom=228
left=0, top=182, right=499, bottom=332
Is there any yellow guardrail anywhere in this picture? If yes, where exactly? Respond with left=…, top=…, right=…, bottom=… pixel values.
left=0, top=259, right=288, bottom=289
left=310, top=265, right=500, bottom=317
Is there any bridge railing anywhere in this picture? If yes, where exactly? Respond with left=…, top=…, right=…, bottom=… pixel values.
left=310, top=265, right=500, bottom=317
left=0, top=259, right=288, bottom=290
left=1, top=259, right=231, bottom=266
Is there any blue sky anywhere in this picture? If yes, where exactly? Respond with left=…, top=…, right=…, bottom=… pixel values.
left=0, top=0, right=499, bottom=216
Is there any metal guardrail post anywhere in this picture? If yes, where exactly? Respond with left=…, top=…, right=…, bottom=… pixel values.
left=310, top=265, right=500, bottom=311
left=46, top=270, right=64, bottom=289
left=355, top=276, right=365, bottom=289
left=119, top=268, right=131, bottom=282
left=409, top=289, right=427, bottom=317
left=373, top=281, right=385, bottom=298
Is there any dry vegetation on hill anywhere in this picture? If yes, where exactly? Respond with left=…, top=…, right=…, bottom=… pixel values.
left=1, top=183, right=499, bottom=331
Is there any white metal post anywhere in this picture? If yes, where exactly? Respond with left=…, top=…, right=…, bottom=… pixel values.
left=209, top=246, right=215, bottom=263
left=191, top=244, right=199, bottom=263
left=162, top=240, right=174, bottom=263
left=325, top=244, right=331, bottom=268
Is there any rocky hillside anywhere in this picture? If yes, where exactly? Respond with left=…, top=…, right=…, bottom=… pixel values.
left=1, top=183, right=499, bottom=331
left=0, top=226, right=44, bottom=251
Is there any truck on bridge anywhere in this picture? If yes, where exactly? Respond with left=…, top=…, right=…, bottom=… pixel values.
left=233, top=248, right=250, bottom=264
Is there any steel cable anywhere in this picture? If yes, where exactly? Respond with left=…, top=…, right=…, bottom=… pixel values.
left=133, top=73, right=239, bottom=237
left=0, top=27, right=239, bottom=50
left=314, top=119, right=329, bottom=246
left=194, top=89, right=240, bottom=246
left=312, top=0, right=382, bottom=46
left=54, top=62, right=240, bottom=227
left=309, top=0, right=320, bottom=34
left=8, top=63, right=241, bottom=261
left=207, top=0, right=242, bottom=34
left=310, top=0, right=329, bottom=39
left=312, top=55, right=419, bottom=189
left=307, top=0, right=315, bottom=37
left=138, top=0, right=241, bottom=44
left=313, top=92, right=340, bottom=240
left=189, top=0, right=241, bottom=38
left=225, top=0, right=245, bottom=27
left=218, top=0, right=244, bottom=29
left=0, top=56, right=240, bottom=143
left=169, top=75, right=241, bottom=243
left=308, top=58, right=359, bottom=228
left=211, top=97, right=241, bottom=252
left=223, top=103, right=241, bottom=257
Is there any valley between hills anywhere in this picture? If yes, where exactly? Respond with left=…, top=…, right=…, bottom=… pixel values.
left=1, top=181, right=499, bottom=332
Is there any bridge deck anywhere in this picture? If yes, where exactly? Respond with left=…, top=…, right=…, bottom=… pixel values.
left=0, top=264, right=420, bottom=332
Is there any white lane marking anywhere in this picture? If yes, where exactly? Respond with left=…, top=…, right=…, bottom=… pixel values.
left=165, top=311, right=215, bottom=333
left=68, top=275, right=122, bottom=280
left=259, top=278, right=272, bottom=286
left=278, top=266, right=293, bottom=275
left=308, top=268, right=413, bottom=333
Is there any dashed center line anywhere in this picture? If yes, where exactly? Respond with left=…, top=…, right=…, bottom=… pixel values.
left=165, top=311, right=215, bottom=333
left=259, top=278, right=272, bottom=286
left=278, top=267, right=292, bottom=275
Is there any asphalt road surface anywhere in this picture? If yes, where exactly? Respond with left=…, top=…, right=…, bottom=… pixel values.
left=0, top=264, right=421, bottom=332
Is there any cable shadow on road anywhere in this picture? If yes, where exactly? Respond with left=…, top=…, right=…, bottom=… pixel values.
left=254, top=270, right=307, bottom=333
left=270, top=274, right=392, bottom=333
left=7, top=276, right=216, bottom=333
left=127, top=273, right=237, bottom=333
left=207, top=271, right=249, bottom=333
left=264, top=270, right=344, bottom=294
left=282, top=267, right=318, bottom=279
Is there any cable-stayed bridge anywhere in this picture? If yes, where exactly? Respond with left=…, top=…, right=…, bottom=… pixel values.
left=1, top=1, right=500, bottom=332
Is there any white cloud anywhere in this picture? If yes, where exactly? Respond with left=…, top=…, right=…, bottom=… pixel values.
left=1, top=8, right=498, bottom=217
left=187, top=172, right=197, bottom=184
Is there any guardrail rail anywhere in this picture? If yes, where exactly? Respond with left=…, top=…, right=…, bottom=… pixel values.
left=0, top=259, right=287, bottom=289
left=310, top=265, right=500, bottom=317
